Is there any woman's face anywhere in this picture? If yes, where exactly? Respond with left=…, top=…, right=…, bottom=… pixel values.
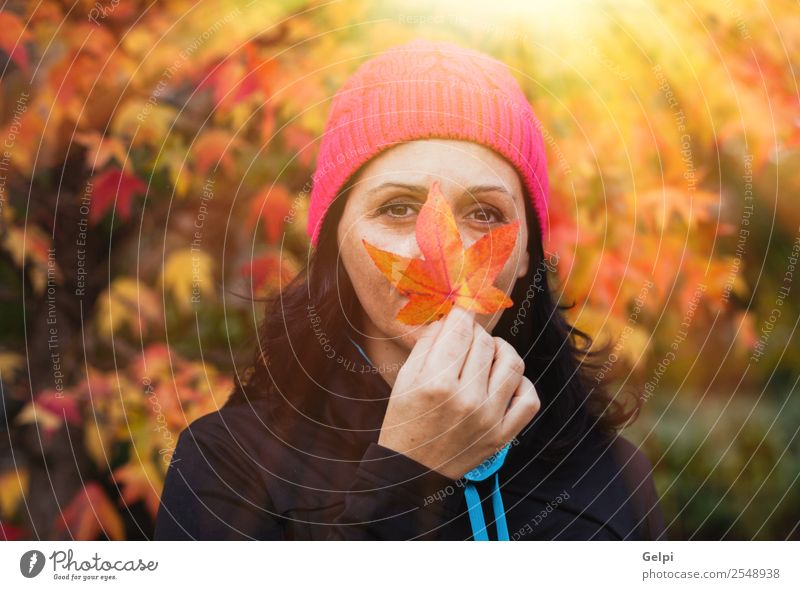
left=337, top=139, right=530, bottom=352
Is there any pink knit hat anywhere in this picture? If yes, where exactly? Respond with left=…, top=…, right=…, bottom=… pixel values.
left=306, top=38, right=550, bottom=247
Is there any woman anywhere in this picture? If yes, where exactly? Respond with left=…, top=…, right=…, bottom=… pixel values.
left=154, top=38, right=667, bottom=541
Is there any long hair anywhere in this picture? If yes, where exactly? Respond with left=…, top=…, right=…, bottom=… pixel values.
left=225, top=164, right=642, bottom=463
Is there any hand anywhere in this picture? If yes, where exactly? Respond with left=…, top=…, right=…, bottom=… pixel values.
left=377, top=306, right=540, bottom=480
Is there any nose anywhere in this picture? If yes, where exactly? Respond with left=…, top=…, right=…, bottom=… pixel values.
left=396, top=228, right=423, bottom=260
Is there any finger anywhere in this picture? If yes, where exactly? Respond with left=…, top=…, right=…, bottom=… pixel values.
left=500, top=376, right=540, bottom=442
left=405, top=316, right=446, bottom=368
left=486, top=336, right=525, bottom=413
left=395, top=317, right=447, bottom=388
left=422, top=306, right=477, bottom=379
left=458, top=321, right=495, bottom=401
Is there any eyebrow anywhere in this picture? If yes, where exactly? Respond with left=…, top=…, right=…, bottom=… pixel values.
left=365, top=182, right=515, bottom=200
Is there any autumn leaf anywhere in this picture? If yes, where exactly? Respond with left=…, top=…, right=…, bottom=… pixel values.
left=14, top=389, right=82, bottom=444
left=247, top=185, right=293, bottom=245
left=198, top=43, right=277, bottom=113
left=96, top=278, right=162, bottom=339
left=0, top=469, right=28, bottom=521
left=282, top=125, right=316, bottom=167
left=0, top=352, right=25, bottom=381
left=0, top=11, right=32, bottom=72
left=362, top=181, right=519, bottom=325
left=240, top=251, right=299, bottom=295
left=191, top=129, right=243, bottom=177
left=160, top=249, right=216, bottom=314
left=1, top=225, right=60, bottom=295
left=637, top=186, right=719, bottom=230
left=87, top=167, right=147, bottom=225
left=74, top=131, right=130, bottom=171
left=35, top=390, right=82, bottom=425
left=112, top=99, right=177, bottom=148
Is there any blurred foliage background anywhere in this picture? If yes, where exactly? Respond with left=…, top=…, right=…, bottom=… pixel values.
left=0, top=0, right=798, bottom=540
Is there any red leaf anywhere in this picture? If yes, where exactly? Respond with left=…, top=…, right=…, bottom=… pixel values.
left=87, top=167, right=147, bottom=225
left=36, top=389, right=82, bottom=426
left=239, top=252, right=298, bottom=293
left=0, top=520, right=26, bottom=540
left=198, top=43, right=279, bottom=112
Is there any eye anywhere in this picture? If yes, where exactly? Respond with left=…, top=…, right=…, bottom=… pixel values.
left=376, top=201, right=419, bottom=218
left=466, top=206, right=505, bottom=224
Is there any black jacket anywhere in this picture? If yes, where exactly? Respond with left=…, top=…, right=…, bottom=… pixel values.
left=154, top=341, right=668, bottom=541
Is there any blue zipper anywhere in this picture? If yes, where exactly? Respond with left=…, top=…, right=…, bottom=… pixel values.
left=463, top=442, right=511, bottom=540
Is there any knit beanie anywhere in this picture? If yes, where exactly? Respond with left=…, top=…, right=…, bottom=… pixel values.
left=306, top=38, right=550, bottom=247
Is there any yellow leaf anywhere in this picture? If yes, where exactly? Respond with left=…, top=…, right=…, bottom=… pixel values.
left=0, top=352, right=25, bottom=379
left=161, top=249, right=216, bottom=314
left=96, top=278, right=162, bottom=338
left=0, top=469, right=28, bottom=520
left=2, top=226, right=60, bottom=295
left=111, top=99, right=177, bottom=148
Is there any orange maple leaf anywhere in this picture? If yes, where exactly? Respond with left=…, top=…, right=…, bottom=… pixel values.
left=362, top=181, right=519, bottom=325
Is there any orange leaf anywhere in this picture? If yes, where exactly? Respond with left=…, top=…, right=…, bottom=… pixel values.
left=362, top=181, right=518, bottom=325
left=247, top=186, right=293, bottom=245
left=0, top=11, right=32, bottom=72
left=191, top=129, right=242, bottom=177
left=198, top=43, right=277, bottom=112
left=74, top=131, right=129, bottom=170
